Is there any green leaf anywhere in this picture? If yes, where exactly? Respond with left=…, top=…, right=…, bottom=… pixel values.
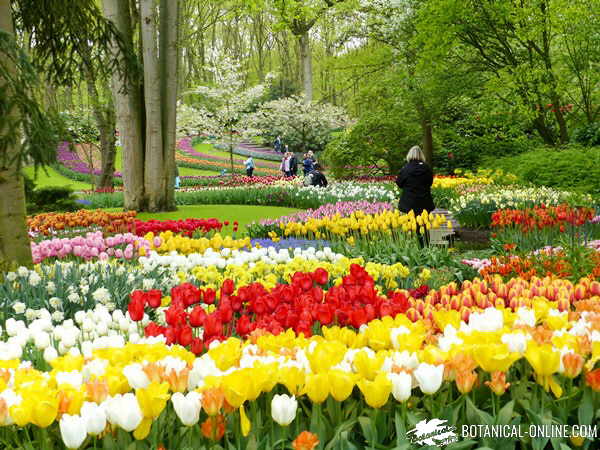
left=358, top=416, right=376, bottom=445
left=578, top=389, right=593, bottom=425
left=497, top=400, right=515, bottom=425
left=445, top=440, right=478, bottom=449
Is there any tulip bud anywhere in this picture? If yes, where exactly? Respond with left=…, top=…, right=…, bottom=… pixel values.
left=271, top=394, right=298, bottom=426
left=59, top=414, right=87, bottom=449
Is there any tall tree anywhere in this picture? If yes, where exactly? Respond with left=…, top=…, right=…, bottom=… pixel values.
left=103, top=0, right=180, bottom=212
left=249, top=0, right=347, bottom=102
left=1, top=0, right=125, bottom=267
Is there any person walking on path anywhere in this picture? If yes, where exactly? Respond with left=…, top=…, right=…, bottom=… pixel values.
left=245, top=156, right=255, bottom=177
left=396, top=146, right=435, bottom=247
left=302, top=153, right=314, bottom=175
left=174, top=165, right=180, bottom=189
left=280, top=153, right=291, bottom=177
left=274, top=136, right=283, bottom=153
left=289, top=153, right=298, bottom=177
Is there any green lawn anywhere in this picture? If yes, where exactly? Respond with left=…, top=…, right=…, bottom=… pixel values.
left=107, top=205, right=300, bottom=235
left=23, top=166, right=92, bottom=191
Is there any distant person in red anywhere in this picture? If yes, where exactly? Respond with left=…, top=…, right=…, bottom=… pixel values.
left=396, top=146, right=434, bottom=247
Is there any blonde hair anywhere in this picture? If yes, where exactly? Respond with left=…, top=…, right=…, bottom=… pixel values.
left=406, top=146, right=426, bottom=163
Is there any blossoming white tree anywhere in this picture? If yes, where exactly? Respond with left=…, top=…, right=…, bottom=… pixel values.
left=247, top=96, right=348, bottom=153
left=187, top=54, right=270, bottom=174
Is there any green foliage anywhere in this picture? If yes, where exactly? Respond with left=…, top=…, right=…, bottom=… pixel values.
left=58, top=109, right=100, bottom=143
left=0, top=30, right=58, bottom=172
left=23, top=176, right=79, bottom=214
left=572, top=122, right=600, bottom=147
left=481, top=146, right=600, bottom=196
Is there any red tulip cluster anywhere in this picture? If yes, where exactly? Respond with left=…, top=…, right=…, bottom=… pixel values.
left=491, top=204, right=595, bottom=233
left=130, top=218, right=224, bottom=237
left=127, top=264, right=430, bottom=353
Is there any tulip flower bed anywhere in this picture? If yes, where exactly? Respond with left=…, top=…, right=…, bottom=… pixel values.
left=129, top=218, right=226, bottom=237
left=490, top=204, right=599, bottom=252
left=450, top=185, right=594, bottom=229
left=1, top=267, right=600, bottom=448
left=28, top=210, right=138, bottom=238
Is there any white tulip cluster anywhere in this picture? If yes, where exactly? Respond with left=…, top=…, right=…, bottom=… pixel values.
left=0, top=305, right=153, bottom=363
left=139, top=246, right=346, bottom=271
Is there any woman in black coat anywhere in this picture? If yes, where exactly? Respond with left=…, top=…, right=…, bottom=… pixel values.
left=396, top=146, right=434, bottom=246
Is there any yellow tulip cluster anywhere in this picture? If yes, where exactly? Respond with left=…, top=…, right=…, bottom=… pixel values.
left=432, top=175, right=493, bottom=189
left=188, top=258, right=413, bottom=291
left=279, top=209, right=450, bottom=240
left=145, top=232, right=252, bottom=255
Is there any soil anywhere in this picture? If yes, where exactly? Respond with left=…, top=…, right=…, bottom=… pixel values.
left=456, top=227, right=491, bottom=244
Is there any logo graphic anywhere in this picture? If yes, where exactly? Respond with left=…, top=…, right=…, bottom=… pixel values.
left=407, top=418, right=459, bottom=446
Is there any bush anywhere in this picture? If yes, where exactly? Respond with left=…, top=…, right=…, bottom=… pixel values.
left=572, top=122, right=600, bottom=146
left=481, top=145, right=600, bottom=196
left=24, top=177, right=80, bottom=214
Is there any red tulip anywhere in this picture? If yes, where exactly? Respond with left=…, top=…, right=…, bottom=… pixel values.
left=128, top=296, right=145, bottom=322
left=189, top=306, right=207, bottom=327
left=204, top=313, right=223, bottom=338
left=178, top=325, right=193, bottom=347
left=146, top=289, right=163, bottom=308
left=312, top=268, right=328, bottom=285
left=236, top=315, right=253, bottom=337
left=144, top=322, right=165, bottom=337
left=204, top=288, right=216, bottom=305
left=191, top=338, right=204, bottom=355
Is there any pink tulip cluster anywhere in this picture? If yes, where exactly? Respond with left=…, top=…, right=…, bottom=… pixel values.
left=258, top=201, right=395, bottom=226
left=31, top=231, right=151, bottom=264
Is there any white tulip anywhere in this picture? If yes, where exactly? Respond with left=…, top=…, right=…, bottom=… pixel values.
left=103, top=393, right=142, bottom=432
left=34, top=331, right=50, bottom=350
left=44, top=346, right=58, bottom=362
left=271, top=394, right=298, bottom=426
left=388, top=372, right=412, bottom=402
left=80, top=402, right=107, bottom=436
left=59, top=414, right=87, bottom=449
left=123, top=363, right=150, bottom=389
left=0, top=389, right=21, bottom=425
left=56, top=371, right=83, bottom=389
left=414, top=363, right=444, bottom=395
left=171, top=392, right=202, bottom=426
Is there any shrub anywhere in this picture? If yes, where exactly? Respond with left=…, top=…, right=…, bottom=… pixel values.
left=25, top=181, right=80, bottom=214
left=481, top=145, right=600, bottom=196
left=572, top=122, right=600, bottom=147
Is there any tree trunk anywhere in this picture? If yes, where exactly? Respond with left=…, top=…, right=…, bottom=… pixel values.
left=160, top=0, right=178, bottom=210
left=83, top=68, right=117, bottom=189
left=140, top=0, right=165, bottom=212
left=298, top=31, right=313, bottom=103
left=421, top=118, right=434, bottom=168
left=103, top=0, right=146, bottom=210
left=532, top=114, right=556, bottom=145
left=0, top=2, right=32, bottom=267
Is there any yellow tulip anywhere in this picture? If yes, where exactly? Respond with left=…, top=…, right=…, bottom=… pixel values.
left=133, top=417, right=153, bottom=440
left=525, top=342, right=562, bottom=397
left=304, top=373, right=329, bottom=404
left=353, top=351, right=384, bottom=380
left=328, top=370, right=355, bottom=402
left=136, top=382, right=170, bottom=419
left=222, top=371, right=251, bottom=408
left=357, top=373, right=392, bottom=408
left=240, top=403, right=251, bottom=437
left=473, top=344, right=521, bottom=373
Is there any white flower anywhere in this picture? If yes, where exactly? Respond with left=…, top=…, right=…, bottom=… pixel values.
left=60, top=414, right=87, bottom=449
left=123, top=363, right=150, bottom=389
left=49, top=297, right=63, bottom=309
left=44, top=346, right=58, bottom=362
left=6, top=271, right=17, bottom=281
left=171, top=392, right=202, bottom=426
left=29, top=272, right=41, bottom=286
left=414, top=363, right=444, bottom=395
left=92, top=288, right=110, bottom=304
left=12, top=302, right=26, bottom=314
left=17, top=266, right=29, bottom=277
left=271, top=394, right=298, bottom=426
left=103, top=393, right=142, bottom=432
left=33, top=331, right=51, bottom=350
left=80, top=402, right=107, bottom=436
left=388, top=372, right=412, bottom=402
left=56, top=371, right=84, bottom=389
left=52, top=311, right=65, bottom=323
left=46, top=281, right=56, bottom=294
